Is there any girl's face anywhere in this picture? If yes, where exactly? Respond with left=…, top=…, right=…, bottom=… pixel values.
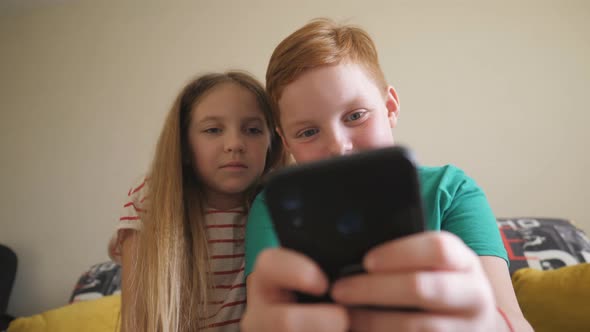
left=187, top=83, right=271, bottom=204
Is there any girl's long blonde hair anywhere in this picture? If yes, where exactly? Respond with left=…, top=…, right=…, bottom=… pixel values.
left=122, top=72, right=285, bottom=332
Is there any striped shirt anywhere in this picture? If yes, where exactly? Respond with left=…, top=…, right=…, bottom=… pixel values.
left=108, top=177, right=246, bottom=331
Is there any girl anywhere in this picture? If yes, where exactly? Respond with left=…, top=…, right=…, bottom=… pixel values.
left=108, top=71, right=285, bottom=332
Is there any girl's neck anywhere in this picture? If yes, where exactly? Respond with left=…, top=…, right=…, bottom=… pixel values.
left=204, top=190, right=245, bottom=211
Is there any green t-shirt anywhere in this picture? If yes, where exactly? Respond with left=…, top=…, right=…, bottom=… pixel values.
left=245, top=165, right=508, bottom=276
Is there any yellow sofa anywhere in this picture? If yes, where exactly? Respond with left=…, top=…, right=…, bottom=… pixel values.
left=8, top=218, right=590, bottom=332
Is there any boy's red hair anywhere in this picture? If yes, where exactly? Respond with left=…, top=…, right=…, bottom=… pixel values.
left=266, top=18, right=388, bottom=128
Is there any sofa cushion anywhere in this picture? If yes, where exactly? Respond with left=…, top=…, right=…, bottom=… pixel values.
left=7, top=294, right=120, bottom=332
left=70, top=262, right=121, bottom=303
left=512, top=263, right=590, bottom=332
left=496, top=218, right=590, bottom=275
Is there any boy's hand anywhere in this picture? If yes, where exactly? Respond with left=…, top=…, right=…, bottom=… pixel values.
left=241, top=248, right=349, bottom=332
left=242, top=232, right=507, bottom=332
left=331, top=231, right=500, bottom=331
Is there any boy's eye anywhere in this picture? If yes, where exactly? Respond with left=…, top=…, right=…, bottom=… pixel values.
left=297, top=128, right=319, bottom=138
left=344, top=111, right=366, bottom=122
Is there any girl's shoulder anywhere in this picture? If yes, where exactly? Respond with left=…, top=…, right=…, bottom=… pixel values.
left=108, top=175, right=150, bottom=263
left=126, top=175, right=150, bottom=201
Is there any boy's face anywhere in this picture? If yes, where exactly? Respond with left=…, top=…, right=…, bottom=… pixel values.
left=277, top=63, right=400, bottom=164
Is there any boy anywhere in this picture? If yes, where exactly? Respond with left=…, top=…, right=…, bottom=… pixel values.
left=242, top=18, right=532, bottom=331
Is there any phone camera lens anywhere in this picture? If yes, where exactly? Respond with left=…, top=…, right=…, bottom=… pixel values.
left=282, top=198, right=301, bottom=211
left=337, top=212, right=362, bottom=235
left=292, top=216, right=303, bottom=228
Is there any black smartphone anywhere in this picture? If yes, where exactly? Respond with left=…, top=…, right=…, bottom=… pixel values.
left=265, top=146, right=426, bottom=303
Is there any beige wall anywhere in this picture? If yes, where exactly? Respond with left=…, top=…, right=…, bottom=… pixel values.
left=1, top=0, right=588, bottom=317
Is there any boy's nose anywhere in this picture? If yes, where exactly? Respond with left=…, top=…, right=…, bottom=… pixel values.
left=326, top=131, right=353, bottom=157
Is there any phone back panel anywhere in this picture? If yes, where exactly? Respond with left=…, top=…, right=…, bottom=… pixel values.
left=265, top=146, right=425, bottom=284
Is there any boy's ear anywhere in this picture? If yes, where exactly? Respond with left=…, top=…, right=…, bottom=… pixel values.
left=385, top=86, right=400, bottom=129
left=276, top=126, right=291, bottom=153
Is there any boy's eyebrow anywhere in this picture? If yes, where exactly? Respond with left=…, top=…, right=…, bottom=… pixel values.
left=342, top=96, right=373, bottom=109
left=284, top=119, right=315, bottom=129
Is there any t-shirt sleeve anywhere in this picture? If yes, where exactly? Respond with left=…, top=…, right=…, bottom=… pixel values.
left=107, top=176, right=147, bottom=264
left=440, top=167, right=508, bottom=265
left=245, top=192, right=280, bottom=277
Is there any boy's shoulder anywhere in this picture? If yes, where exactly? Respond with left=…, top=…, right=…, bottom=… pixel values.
left=418, top=164, right=466, bottom=180
left=252, top=190, right=267, bottom=205
left=417, top=164, right=475, bottom=194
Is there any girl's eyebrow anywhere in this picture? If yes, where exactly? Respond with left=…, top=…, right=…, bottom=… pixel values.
left=242, top=116, right=265, bottom=123
left=197, top=116, right=264, bottom=123
left=197, top=116, right=222, bottom=123
left=195, top=116, right=267, bottom=129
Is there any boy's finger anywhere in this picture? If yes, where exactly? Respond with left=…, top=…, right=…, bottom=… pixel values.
left=331, top=271, right=491, bottom=314
left=348, top=308, right=477, bottom=332
left=250, top=248, right=329, bottom=303
left=241, top=304, right=349, bottom=332
left=363, top=231, right=479, bottom=273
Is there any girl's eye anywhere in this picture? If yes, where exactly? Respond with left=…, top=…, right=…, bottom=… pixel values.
left=204, top=128, right=222, bottom=134
left=344, top=111, right=366, bottom=122
left=297, top=128, right=319, bottom=138
left=247, top=127, right=264, bottom=135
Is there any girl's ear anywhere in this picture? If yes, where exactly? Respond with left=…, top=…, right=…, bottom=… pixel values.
left=182, top=142, right=193, bottom=166
left=385, top=86, right=400, bottom=129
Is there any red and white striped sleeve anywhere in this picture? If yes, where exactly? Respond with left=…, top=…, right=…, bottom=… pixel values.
left=107, top=176, right=149, bottom=263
